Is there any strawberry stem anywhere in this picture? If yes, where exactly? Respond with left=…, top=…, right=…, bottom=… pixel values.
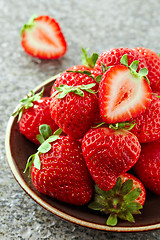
left=20, top=14, right=37, bottom=36
left=81, top=47, right=99, bottom=68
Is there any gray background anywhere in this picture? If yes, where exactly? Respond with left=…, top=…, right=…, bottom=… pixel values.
left=1, top=0, right=160, bottom=239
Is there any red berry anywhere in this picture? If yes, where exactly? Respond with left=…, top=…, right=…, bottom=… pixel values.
left=94, top=47, right=147, bottom=77
left=133, top=139, right=160, bottom=195
left=130, top=93, right=160, bottom=143
left=82, top=127, right=141, bottom=191
left=134, top=47, right=160, bottom=92
left=119, top=173, right=146, bottom=206
left=19, top=97, right=58, bottom=145
left=50, top=72, right=99, bottom=139
left=31, top=136, right=93, bottom=205
left=88, top=172, right=145, bottom=226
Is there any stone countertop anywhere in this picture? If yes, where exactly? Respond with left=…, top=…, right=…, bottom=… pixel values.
left=1, top=0, right=160, bottom=239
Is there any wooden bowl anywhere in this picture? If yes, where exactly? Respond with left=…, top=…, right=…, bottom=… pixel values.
left=5, top=75, right=160, bottom=232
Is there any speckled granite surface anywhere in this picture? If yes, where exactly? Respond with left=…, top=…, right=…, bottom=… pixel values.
left=1, top=0, right=160, bottom=239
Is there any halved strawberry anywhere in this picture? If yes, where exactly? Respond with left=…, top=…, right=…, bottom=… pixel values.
left=99, top=55, right=152, bottom=123
left=21, top=15, right=67, bottom=59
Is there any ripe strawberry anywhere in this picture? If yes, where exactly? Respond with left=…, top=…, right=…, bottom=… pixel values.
left=50, top=71, right=99, bottom=139
left=88, top=173, right=146, bottom=226
left=133, top=139, right=160, bottom=195
left=120, top=173, right=146, bottom=206
left=82, top=126, right=141, bottom=191
left=12, top=89, right=58, bottom=145
left=130, top=93, right=160, bottom=143
left=25, top=126, right=93, bottom=205
left=99, top=55, right=152, bottom=123
left=134, top=47, right=160, bottom=91
left=94, top=47, right=147, bottom=77
left=21, top=15, right=67, bottom=59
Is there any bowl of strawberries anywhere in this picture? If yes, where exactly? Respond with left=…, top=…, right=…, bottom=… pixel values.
left=5, top=47, right=160, bottom=232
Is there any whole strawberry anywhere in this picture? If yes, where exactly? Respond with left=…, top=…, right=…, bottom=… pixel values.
left=130, top=93, right=160, bottom=143
left=134, top=47, right=160, bottom=91
left=25, top=126, right=93, bottom=205
left=98, top=54, right=152, bottom=123
left=82, top=126, right=141, bottom=191
left=88, top=173, right=146, bottom=226
left=13, top=89, right=58, bottom=145
left=133, top=139, right=160, bottom=195
left=94, top=47, right=147, bottom=77
left=50, top=71, right=99, bottom=139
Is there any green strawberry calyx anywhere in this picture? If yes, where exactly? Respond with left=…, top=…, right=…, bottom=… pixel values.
left=120, top=54, right=150, bottom=85
left=81, top=47, right=99, bottom=68
left=20, top=14, right=37, bottom=36
left=88, top=177, right=143, bottom=227
left=66, top=70, right=95, bottom=79
left=66, top=70, right=101, bottom=84
left=99, top=54, right=150, bottom=85
left=52, top=83, right=97, bottom=99
left=24, top=125, right=62, bottom=177
left=93, top=121, right=136, bottom=131
left=12, top=88, right=44, bottom=122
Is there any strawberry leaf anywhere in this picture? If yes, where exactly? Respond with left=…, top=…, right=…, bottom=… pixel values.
left=95, top=185, right=113, bottom=198
left=120, top=54, right=128, bottom=67
left=20, top=14, right=37, bottom=36
left=125, top=211, right=135, bottom=223
left=109, top=121, right=136, bottom=130
left=24, top=154, right=35, bottom=177
left=106, top=214, right=118, bottom=226
left=33, top=152, right=41, bottom=170
left=95, top=75, right=102, bottom=83
left=88, top=201, right=103, bottom=210
left=38, top=141, right=51, bottom=153
left=126, top=202, right=142, bottom=213
left=112, top=177, right=122, bottom=194
left=100, top=62, right=111, bottom=73
left=121, top=179, right=133, bottom=195
left=12, top=88, right=44, bottom=121
left=139, top=67, right=148, bottom=77
left=24, top=127, right=62, bottom=175
left=47, top=128, right=63, bottom=143
left=120, top=55, right=150, bottom=86
left=92, top=122, right=106, bottom=128
left=36, top=124, right=52, bottom=144
left=124, top=188, right=141, bottom=202
left=88, top=176, right=143, bottom=226
left=38, top=127, right=62, bottom=152
left=66, top=70, right=95, bottom=79
left=53, top=83, right=96, bottom=99
left=81, top=48, right=99, bottom=68
left=130, top=60, right=139, bottom=72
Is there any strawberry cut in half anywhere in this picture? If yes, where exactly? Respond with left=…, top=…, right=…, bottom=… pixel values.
left=21, top=15, right=67, bottom=59
left=99, top=54, right=152, bottom=123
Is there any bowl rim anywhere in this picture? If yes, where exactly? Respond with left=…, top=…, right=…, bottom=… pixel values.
left=5, top=74, right=160, bottom=232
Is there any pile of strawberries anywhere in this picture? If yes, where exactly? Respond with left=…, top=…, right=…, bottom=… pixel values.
left=14, top=46, right=160, bottom=226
